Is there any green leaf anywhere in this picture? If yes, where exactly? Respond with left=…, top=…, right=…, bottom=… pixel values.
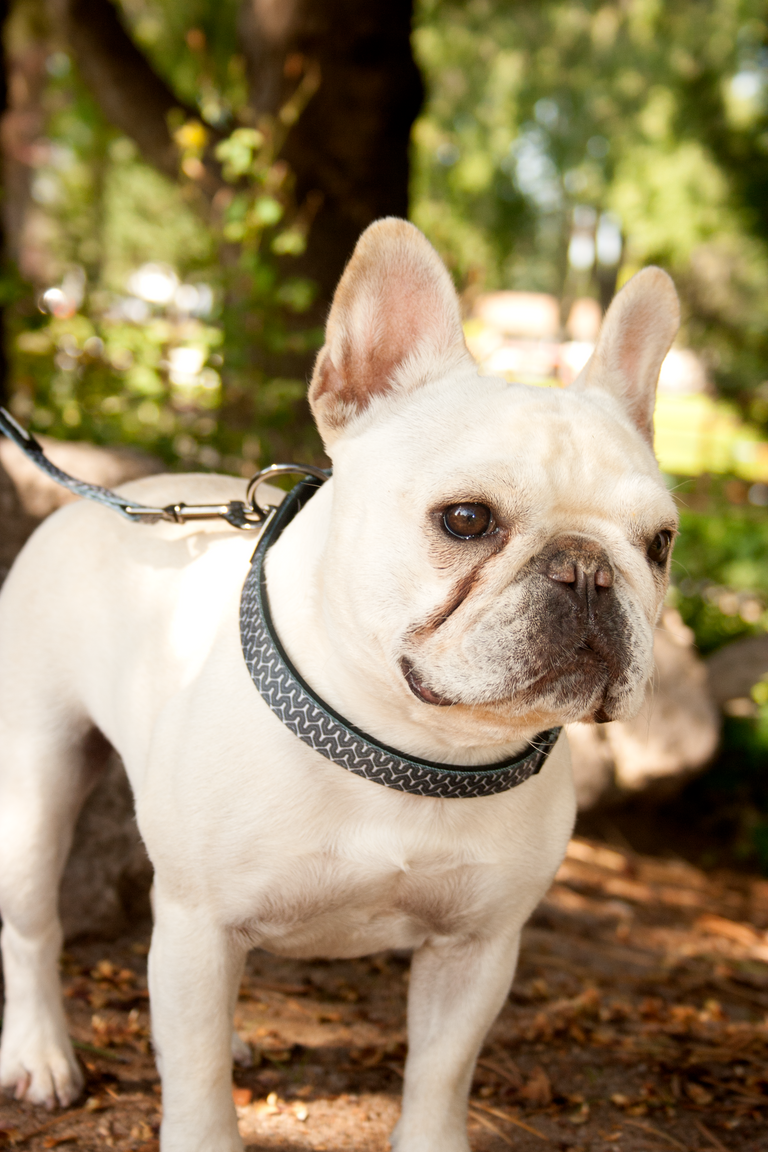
left=252, top=196, right=283, bottom=226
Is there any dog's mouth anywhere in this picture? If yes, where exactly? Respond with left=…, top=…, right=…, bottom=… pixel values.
left=518, top=635, right=618, bottom=721
left=401, top=658, right=454, bottom=707
left=402, top=637, right=619, bottom=720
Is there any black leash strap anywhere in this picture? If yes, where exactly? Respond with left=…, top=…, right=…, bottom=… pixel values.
left=0, top=406, right=269, bottom=529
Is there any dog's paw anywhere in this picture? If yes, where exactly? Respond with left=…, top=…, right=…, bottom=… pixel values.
left=231, top=1030, right=252, bottom=1067
left=0, top=1035, right=84, bottom=1109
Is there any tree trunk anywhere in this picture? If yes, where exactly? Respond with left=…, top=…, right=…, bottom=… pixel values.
left=61, top=0, right=423, bottom=331
left=239, top=0, right=423, bottom=335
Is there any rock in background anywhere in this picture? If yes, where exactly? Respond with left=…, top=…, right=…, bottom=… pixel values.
left=0, top=435, right=161, bottom=939
left=706, top=632, right=768, bottom=718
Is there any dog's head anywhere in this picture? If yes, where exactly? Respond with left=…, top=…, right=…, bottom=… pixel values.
left=307, top=219, right=678, bottom=748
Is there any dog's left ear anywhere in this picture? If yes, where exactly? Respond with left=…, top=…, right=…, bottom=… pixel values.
left=309, top=217, right=472, bottom=448
left=571, top=267, right=680, bottom=446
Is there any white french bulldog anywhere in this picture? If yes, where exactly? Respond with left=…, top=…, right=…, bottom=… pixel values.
left=0, top=219, right=679, bottom=1151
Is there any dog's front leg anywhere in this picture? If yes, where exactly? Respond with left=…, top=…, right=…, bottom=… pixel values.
left=392, top=929, right=522, bottom=1152
left=149, top=889, right=247, bottom=1152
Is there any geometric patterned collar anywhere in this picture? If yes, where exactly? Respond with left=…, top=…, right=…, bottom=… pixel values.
left=239, top=479, right=562, bottom=799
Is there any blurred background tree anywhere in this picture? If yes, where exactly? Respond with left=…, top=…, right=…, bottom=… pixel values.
left=1, top=0, right=422, bottom=468
left=412, top=0, right=768, bottom=405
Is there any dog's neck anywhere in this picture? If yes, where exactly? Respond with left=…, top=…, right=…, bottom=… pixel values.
left=264, top=481, right=534, bottom=767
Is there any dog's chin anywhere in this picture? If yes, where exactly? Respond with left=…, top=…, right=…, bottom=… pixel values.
left=517, top=657, right=613, bottom=723
left=400, top=655, right=634, bottom=725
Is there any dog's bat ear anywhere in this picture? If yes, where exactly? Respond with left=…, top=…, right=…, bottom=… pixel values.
left=308, top=218, right=471, bottom=448
left=570, top=267, right=680, bottom=447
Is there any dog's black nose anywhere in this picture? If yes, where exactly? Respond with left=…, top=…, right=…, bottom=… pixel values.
left=537, top=535, right=614, bottom=618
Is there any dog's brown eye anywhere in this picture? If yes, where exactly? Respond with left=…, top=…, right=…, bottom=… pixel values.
left=647, top=530, right=672, bottom=565
left=443, top=503, right=493, bottom=539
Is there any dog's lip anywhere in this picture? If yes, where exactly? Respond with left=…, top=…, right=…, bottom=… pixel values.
left=401, top=640, right=619, bottom=716
left=518, top=639, right=612, bottom=709
left=400, top=658, right=454, bottom=707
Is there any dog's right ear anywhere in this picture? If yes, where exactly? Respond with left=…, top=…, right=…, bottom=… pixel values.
left=308, top=218, right=472, bottom=449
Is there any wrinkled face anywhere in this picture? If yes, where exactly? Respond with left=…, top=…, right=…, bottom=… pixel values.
left=326, top=376, right=677, bottom=734
left=307, top=218, right=681, bottom=744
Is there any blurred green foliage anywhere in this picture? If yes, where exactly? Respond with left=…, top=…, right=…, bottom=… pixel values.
left=672, top=712, right=768, bottom=871
left=7, top=1, right=322, bottom=473
left=11, top=0, right=768, bottom=464
left=123, top=0, right=245, bottom=120
left=670, top=482, right=768, bottom=652
left=411, top=0, right=768, bottom=407
left=660, top=474, right=768, bottom=871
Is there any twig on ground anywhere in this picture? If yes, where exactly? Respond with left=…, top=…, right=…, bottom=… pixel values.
left=470, top=1100, right=550, bottom=1141
left=693, top=1118, right=730, bottom=1152
left=622, top=1117, right=688, bottom=1151
left=72, top=1039, right=131, bottom=1063
left=243, top=979, right=311, bottom=996
left=476, top=1056, right=524, bottom=1089
left=468, top=1106, right=515, bottom=1147
left=9, top=1107, right=87, bottom=1147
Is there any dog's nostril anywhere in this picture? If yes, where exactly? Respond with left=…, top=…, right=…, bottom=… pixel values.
left=595, top=566, right=614, bottom=590
left=546, top=558, right=614, bottom=595
left=538, top=539, right=615, bottom=600
left=547, top=561, right=577, bottom=585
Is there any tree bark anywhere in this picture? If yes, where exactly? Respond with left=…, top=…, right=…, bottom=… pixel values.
left=239, top=0, right=423, bottom=313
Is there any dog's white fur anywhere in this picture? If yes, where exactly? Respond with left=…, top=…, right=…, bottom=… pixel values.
left=0, top=220, right=679, bottom=1151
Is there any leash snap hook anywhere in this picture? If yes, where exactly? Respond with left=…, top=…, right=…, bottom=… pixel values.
left=246, top=463, right=330, bottom=520
left=0, top=405, right=329, bottom=531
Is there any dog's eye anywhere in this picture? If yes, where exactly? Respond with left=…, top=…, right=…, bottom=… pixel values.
left=647, top=530, right=672, bottom=565
left=443, top=503, right=493, bottom=539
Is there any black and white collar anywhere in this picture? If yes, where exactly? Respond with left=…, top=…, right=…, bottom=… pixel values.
left=239, top=479, right=561, bottom=798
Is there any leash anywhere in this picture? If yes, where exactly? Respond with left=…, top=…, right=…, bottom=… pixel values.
left=1, top=405, right=561, bottom=797
left=0, top=406, right=327, bottom=529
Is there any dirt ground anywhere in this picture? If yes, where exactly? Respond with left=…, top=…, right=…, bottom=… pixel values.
left=2, top=835, right=767, bottom=1152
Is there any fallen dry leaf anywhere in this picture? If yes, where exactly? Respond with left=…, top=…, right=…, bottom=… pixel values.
left=519, top=1064, right=552, bottom=1106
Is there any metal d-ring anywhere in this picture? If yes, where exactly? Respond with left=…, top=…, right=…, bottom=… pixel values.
left=246, top=463, right=330, bottom=519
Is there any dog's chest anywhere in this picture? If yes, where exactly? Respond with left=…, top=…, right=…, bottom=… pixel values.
left=232, top=829, right=505, bottom=959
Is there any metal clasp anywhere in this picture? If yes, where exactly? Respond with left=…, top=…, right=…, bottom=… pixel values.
left=122, top=462, right=329, bottom=530
left=245, top=463, right=329, bottom=519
